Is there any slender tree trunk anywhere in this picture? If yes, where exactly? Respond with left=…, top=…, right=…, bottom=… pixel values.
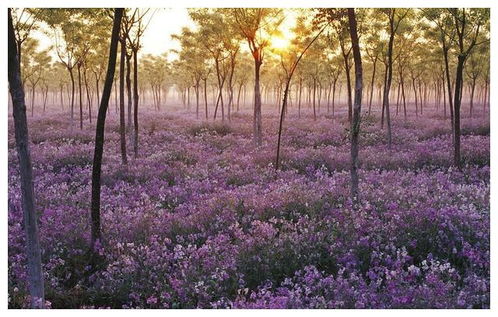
left=401, top=74, right=407, bottom=120
left=126, top=53, right=132, bottom=131
left=114, top=80, right=118, bottom=114
left=369, top=56, right=377, bottom=112
left=453, top=55, right=465, bottom=168
left=312, top=78, right=317, bottom=121
left=133, top=49, right=139, bottom=158
left=77, top=63, right=83, bottom=129
left=8, top=10, right=45, bottom=308
left=237, top=82, right=242, bottom=112
left=344, top=57, right=353, bottom=123
left=381, top=66, right=387, bottom=128
left=332, top=79, right=337, bottom=117
left=91, top=8, right=123, bottom=249
left=195, top=80, right=200, bottom=119
left=119, top=38, right=128, bottom=165
left=69, top=68, right=75, bottom=127
left=443, top=46, right=454, bottom=138
left=84, top=67, right=92, bottom=123
left=30, top=84, right=36, bottom=117
left=412, top=77, right=418, bottom=116
left=203, top=78, right=208, bottom=119
left=469, top=77, right=476, bottom=118
left=254, top=57, right=263, bottom=146
left=298, top=77, right=302, bottom=118
left=60, top=85, right=64, bottom=110
left=348, top=8, right=363, bottom=206
left=383, top=12, right=395, bottom=148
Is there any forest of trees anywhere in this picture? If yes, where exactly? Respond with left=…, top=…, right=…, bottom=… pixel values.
left=7, top=8, right=490, bottom=309
left=11, top=8, right=490, bottom=159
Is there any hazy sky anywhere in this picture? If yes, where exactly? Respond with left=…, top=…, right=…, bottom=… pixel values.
left=140, top=8, right=193, bottom=58
left=32, top=8, right=194, bottom=60
left=32, top=8, right=298, bottom=61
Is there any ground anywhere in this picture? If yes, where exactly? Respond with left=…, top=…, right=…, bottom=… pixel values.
left=8, top=106, right=490, bottom=308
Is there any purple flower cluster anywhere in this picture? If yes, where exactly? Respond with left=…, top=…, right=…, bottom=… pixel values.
left=8, top=110, right=489, bottom=308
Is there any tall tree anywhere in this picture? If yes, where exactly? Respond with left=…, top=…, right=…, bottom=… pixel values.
left=232, top=8, right=284, bottom=146
left=348, top=8, right=363, bottom=205
left=126, top=9, right=151, bottom=158
left=275, top=12, right=329, bottom=170
left=380, top=9, right=410, bottom=148
left=447, top=8, right=488, bottom=168
left=90, top=8, right=123, bottom=250
left=11, top=8, right=40, bottom=74
left=8, top=8, right=45, bottom=308
left=118, top=12, right=129, bottom=165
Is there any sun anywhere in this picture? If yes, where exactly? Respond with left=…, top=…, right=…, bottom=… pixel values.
left=271, top=35, right=291, bottom=50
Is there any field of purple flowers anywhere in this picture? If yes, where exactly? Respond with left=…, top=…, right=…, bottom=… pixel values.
left=8, top=109, right=490, bottom=308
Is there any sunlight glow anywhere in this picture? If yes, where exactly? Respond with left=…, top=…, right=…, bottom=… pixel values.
left=271, top=35, right=291, bottom=50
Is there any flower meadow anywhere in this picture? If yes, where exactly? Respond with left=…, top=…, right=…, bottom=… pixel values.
left=8, top=109, right=489, bottom=308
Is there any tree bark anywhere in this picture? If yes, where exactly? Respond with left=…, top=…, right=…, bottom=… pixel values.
left=369, top=56, right=377, bottom=112
left=91, top=8, right=123, bottom=250
left=453, top=55, right=465, bottom=168
left=133, top=49, right=139, bottom=158
left=126, top=52, right=132, bottom=132
left=348, top=8, right=363, bottom=206
left=69, top=68, right=75, bottom=127
left=383, top=10, right=395, bottom=149
left=119, top=38, right=128, bottom=165
left=77, top=63, right=83, bottom=129
left=8, top=9, right=45, bottom=308
left=254, top=56, right=263, bottom=146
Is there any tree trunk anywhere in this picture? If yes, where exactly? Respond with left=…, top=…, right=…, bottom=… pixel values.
left=43, top=86, right=48, bottom=112
left=344, top=57, right=353, bottom=123
left=8, top=9, right=45, bottom=308
left=298, top=77, right=302, bottom=118
left=348, top=8, right=363, bottom=206
left=69, top=68, right=75, bottom=127
left=133, top=49, right=139, bottom=158
left=469, top=76, right=476, bottom=118
left=253, top=57, right=263, bottom=146
left=195, top=80, right=200, bottom=119
left=126, top=53, right=132, bottom=132
left=453, top=55, right=465, bottom=168
left=383, top=11, right=395, bottom=148
left=203, top=78, right=208, bottom=119
left=369, top=56, right=377, bottom=113
left=312, top=78, right=317, bottom=121
left=91, top=8, right=123, bottom=250
left=119, top=38, right=128, bottom=165
left=77, top=63, right=83, bottom=129
left=443, top=46, right=454, bottom=134
left=30, top=84, right=36, bottom=117
left=84, top=66, right=92, bottom=123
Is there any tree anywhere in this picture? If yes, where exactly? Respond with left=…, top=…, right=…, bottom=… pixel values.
left=171, top=27, right=210, bottom=119
left=118, top=11, right=129, bottom=165
left=465, top=39, right=487, bottom=117
left=140, top=54, right=169, bottom=110
left=363, top=11, right=383, bottom=113
left=275, top=12, right=329, bottom=170
left=40, top=9, right=93, bottom=129
left=90, top=8, right=123, bottom=251
left=348, top=8, right=363, bottom=205
left=126, top=9, right=151, bottom=158
left=447, top=8, right=489, bottom=168
left=422, top=9, right=457, bottom=127
left=380, top=9, right=410, bottom=148
left=8, top=8, right=45, bottom=308
left=11, top=8, right=40, bottom=74
left=21, top=41, right=51, bottom=116
left=232, top=8, right=284, bottom=146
